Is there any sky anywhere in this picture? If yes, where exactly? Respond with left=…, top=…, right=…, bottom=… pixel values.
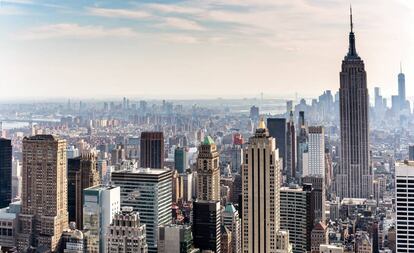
left=0, top=0, right=413, bottom=100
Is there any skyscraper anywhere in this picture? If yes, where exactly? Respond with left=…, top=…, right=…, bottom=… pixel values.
left=140, top=132, right=164, bottom=169
left=174, top=146, right=188, bottom=174
left=267, top=118, right=286, bottom=170
left=395, top=161, right=414, bottom=253
left=196, top=136, right=220, bottom=201
left=158, top=224, right=195, bottom=253
left=193, top=200, right=222, bottom=253
left=297, top=111, right=308, bottom=179
left=0, top=138, right=12, bottom=208
left=242, top=119, right=289, bottom=252
left=222, top=203, right=241, bottom=253
left=111, top=168, right=172, bottom=253
left=68, top=152, right=100, bottom=229
left=306, top=126, right=325, bottom=177
left=17, top=135, right=68, bottom=252
left=398, top=63, right=406, bottom=107
left=286, top=112, right=296, bottom=180
left=336, top=8, right=372, bottom=199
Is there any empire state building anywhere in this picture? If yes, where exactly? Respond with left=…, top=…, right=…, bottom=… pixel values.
left=336, top=8, right=372, bottom=199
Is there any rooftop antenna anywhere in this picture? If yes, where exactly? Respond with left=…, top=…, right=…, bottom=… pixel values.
left=350, top=4, right=353, bottom=33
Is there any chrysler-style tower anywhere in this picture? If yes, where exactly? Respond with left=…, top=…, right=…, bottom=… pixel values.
left=336, top=7, right=372, bottom=199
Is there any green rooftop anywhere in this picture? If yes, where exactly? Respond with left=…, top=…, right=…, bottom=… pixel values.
left=203, top=136, right=215, bottom=145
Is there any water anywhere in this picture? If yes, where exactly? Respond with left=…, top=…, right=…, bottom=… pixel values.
left=1, top=121, right=30, bottom=130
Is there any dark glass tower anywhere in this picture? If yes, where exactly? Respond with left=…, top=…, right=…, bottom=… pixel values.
left=140, top=132, right=164, bottom=169
left=267, top=118, right=286, bottom=170
left=337, top=8, right=372, bottom=199
left=0, top=138, right=12, bottom=208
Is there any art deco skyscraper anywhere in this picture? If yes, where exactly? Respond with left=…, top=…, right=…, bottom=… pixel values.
left=242, top=119, right=290, bottom=252
left=336, top=8, right=372, bottom=199
left=196, top=136, right=220, bottom=201
left=17, top=135, right=68, bottom=252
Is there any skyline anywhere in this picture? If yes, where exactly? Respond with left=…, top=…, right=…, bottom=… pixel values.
left=0, top=0, right=413, bottom=99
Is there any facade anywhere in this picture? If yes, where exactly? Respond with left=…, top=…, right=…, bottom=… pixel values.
left=111, top=168, right=172, bottom=253
left=306, top=126, right=325, bottom=177
left=17, top=135, right=68, bottom=252
left=106, top=207, right=148, bottom=253
left=310, top=222, right=328, bottom=253
left=68, top=152, right=100, bottom=229
left=221, top=226, right=232, bottom=253
left=0, top=201, right=20, bottom=249
left=193, top=200, right=221, bottom=253
left=286, top=112, right=296, bottom=180
left=242, top=119, right=289, bottom=252
left=158, top=224, right=195, bottom=253
left=222, top=203, right=241, bottom=253
left=60, top=222, right=85, bottom=253
left=296, top=111, right=308, bottom=179
left=280, top=185, right=312, bottom=253
left=140, top=132, right=164, bottom=169
left=174, top=147, right=188, bottom=174
left=337, top=10, right=372, bottom=199
left=0, top=138, right=12, bottom=208
left=11, top=159, right=22, bottom=201
left=83, top=185, right=120, bottom=253
left=196, top=136, right=220, bottom=201
left=267, top=118, right=286, bottom=170
left=395, top=161, right=414, bottom=252
left=302, top=175, right=326, bottom=224
left=319, top=244, right=344, bottom=253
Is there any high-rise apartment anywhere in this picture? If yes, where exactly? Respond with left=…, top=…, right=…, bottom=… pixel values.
left=306, top=126, right=325, bottom=177
left=140, top=132, right=164, bottom=169
left=0, top=138, right=12, bottom=208
left=337, top=9, right=372, bottom=199
left=68, top=152, right=100, bottom=229
left=111, top=167, right=172, bottom=253
left=196, top=136, right=220, bottom=201
left=242, top=119, right=288, bottom=252
left=17, top=135, right=68, bottom=252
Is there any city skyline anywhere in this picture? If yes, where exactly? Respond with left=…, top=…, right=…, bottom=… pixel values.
left=0, top=0, right=413, bottom=99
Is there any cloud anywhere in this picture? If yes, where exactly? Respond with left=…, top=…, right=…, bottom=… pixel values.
left=147, top=3, right=203, bottom=15
left=161, top=17, right=206, bottom=31
left=163, top=34, right=200, bottom=44
left=88, top=7, right=151, bottom=19
left=0, top=5, right=26, bottom=15
left=18, top=23, right=139, bottom=40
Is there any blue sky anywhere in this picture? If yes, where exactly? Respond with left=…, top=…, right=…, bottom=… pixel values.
left=0, top=0, right=413, bottom=100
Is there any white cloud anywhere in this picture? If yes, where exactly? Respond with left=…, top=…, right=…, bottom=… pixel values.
left=161, top=17, right=206, bottom=31
left=88, top=7, right=151, bottom=19
left=18, top=23, right=139, bottom=40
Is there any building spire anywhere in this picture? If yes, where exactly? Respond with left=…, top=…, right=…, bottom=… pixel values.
left=346, top=5, right=358, bottom=58
left=400, top=61, right=403, bottom=73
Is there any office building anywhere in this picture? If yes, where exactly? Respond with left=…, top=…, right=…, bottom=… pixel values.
left=286, top=112, right=296, bottom=180
left=0, top=201, right=20, bottom=249
left=193, top=200, right=221, bottom=253
left=242, top=119, right=290, bottom=252
left=221, top=226, right=232, bottom=253
left=310, top=222, right=328, bottom=253
left=196, top=136, right=220, bottom=201
left=111, top=168, right=172, bottom=253
left=280, top=185, right=312, bottom=253
left=11, top=159, right=22, bottom=201
left=17, top=135, right=68, bottom=252
left=0, top=138, right=12, bottom=208
left=395, top=161, right=414, bottom=252
left=222, top=203, right=241, bottom=253
left=267, top=118, right=286, bottom=171
left=337, top=9, right=372, bottom=199
left=398, top=64, right=406, bottom=109
left=174, top=147, right=188, bottom=174
left=249, top=106, right=259, bottom=120
left=106, top=206, right=148, bottom=253
left=158, top=224, right=196, bottom=253
left=409, top=145, right=414, bottom=160
left=83, top=185, right=120, bottom=253
left=140, top=132, right=164, bottom=169
left=296, top=111, right=308, bottom=179
left=302, top=175, right=326, bottom=224
left=68, top=152, right=100, bottom=229
left=306, top=126, right=325, bottom=177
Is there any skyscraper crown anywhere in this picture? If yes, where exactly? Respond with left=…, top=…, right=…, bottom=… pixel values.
left=346, top=6, right=359, bottom=60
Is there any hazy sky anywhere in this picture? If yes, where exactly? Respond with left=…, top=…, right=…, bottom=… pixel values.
left=0, top=0, right=413, bottom=100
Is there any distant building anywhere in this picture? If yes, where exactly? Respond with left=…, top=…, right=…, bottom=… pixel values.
left=158, top=224, right=195, bottom=253
left=0, top=201, right=20, bottom=249
left=249, top=106, right=259, bottom=121
left=68, top=152, right=100, bottom=229
left=355, top=231, right=372, bottom=253
left=409, top=145, right=414, bottom=160
left=17, top=135, right=68, bottom=252
left=196, top=136, right=220, bottom=201
left=140, top=132, right=164, bottom=169
left=111, top=168, right=172, bottom=253
left=221, top=226, right=232, bottom=253
left=11, top=159, right=22, bottom=201
left=310, top=222, right=328, bottom=253
left=302, top=175, right=326, bottom=224
left=222, top=203, right=241, bottom=253
left=267, top=118, right=287, bottom=171
left=174, top=147, right=188, bottom=174
left=0, top=138, right=12, bottom=208
left=193, top=200, right=221, bottom=253
left=106, top=207, right=148, bottom=253
left=319, top=244, right=343, bottom=253
left=83, top=185, right=120, bottom=253
left=306, top=126, right=325, bottom=177
left=60, top=222, right=84, bottom=253
left=286, top=112, right=296, bottom=180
